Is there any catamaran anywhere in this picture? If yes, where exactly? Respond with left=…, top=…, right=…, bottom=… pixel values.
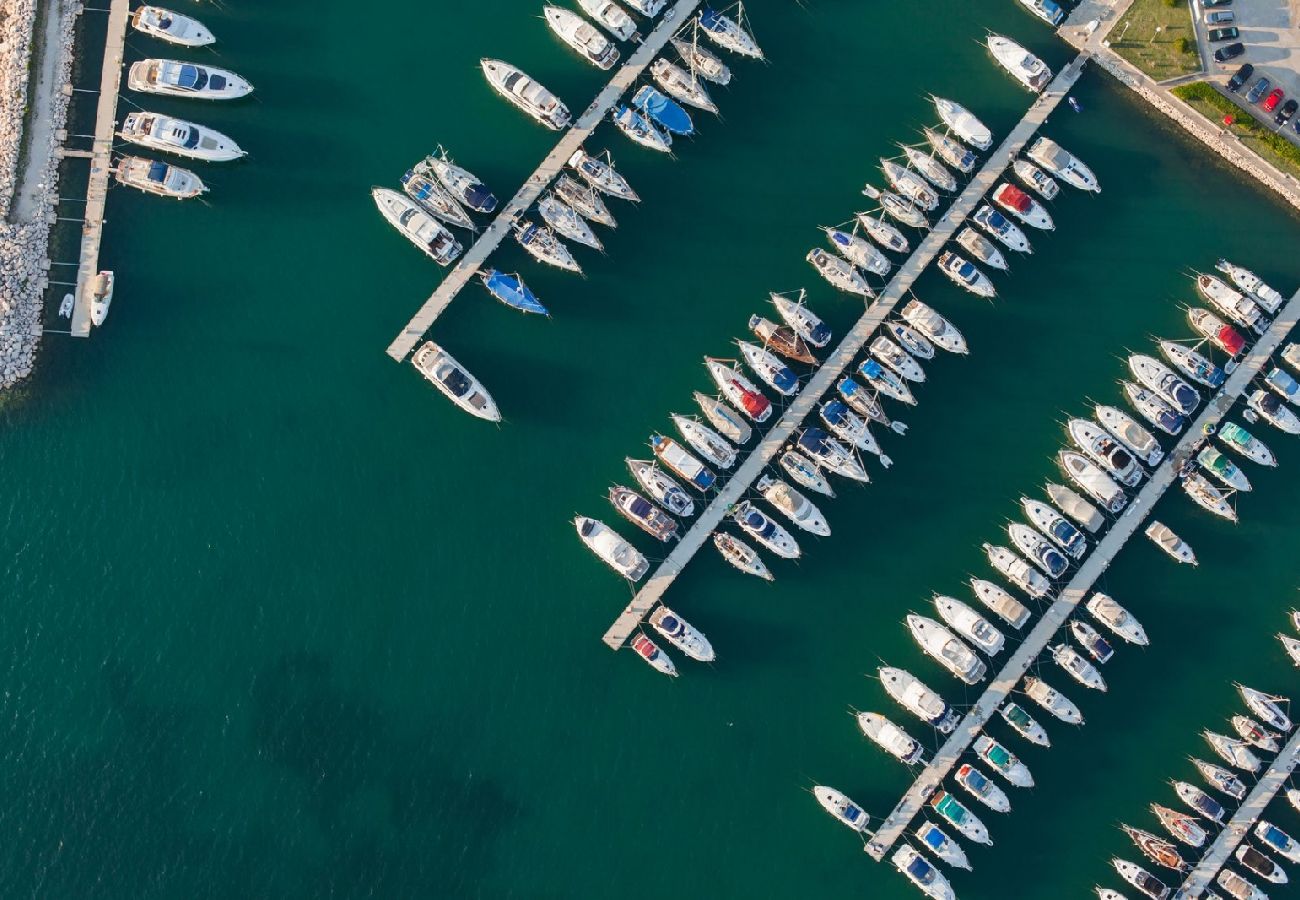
left=814, top=785, right=871, bottom=833
left=1123, top=381, right=1185, bottom=436
left=609, top=485, right=678, bottom=542
left=425, top=148, right=498, bottom=214
left=538, top=195, right=603, bottom=250
left=1192, top=757, right=1247, bottom=800
left=627, top=458, right=694, bottom=517
left=984, top=543, right=1050, bottom=599
left=915, top=822, right=971, bottom=871
left=706, top=358, right=771, bottom=422
left=567, top=148, right=639, bottom=201
left=973, top=204, right=1032, bottom=253
left=899, top=144, right=957, bottom=192
left=650, top=434, right=716, bottom=491
left=857, top=711, right=924, bottom=764
left=712, top=532, right=772, bottom=580
left=480, top=270, right=547, bottom=316
left=922, top=126, right=977, bottom=173
left=771, top=290, right=832, bottom=348
left=650, top=59, right=717, bottom=113
left=871, top=336, right=925, bottom=383
left=987, top=34, right=1052, bottom=91
left=118, top=111, right=243, bottom=161
left=821, top=226, right=891, bottom=276
left=1145, top=521, right=1197, bottom=566
left=650, top=606, right=714, bottom=661
left=935, top=595, right=1004, bottom=656
left=698, top=5, right=762, bottom=59
left=881, top=159, right=939, bottom=211
left=1152, top=804, right=1207, bottom=848
left=671, top=414, right=736, bottom=469
left=929, top=790, right=991, bottom=845
left=1008, top=522, right=1068, bottom=578
left=1218, top=420, right=1277, bottom=467
left=575, top=516, right=648, bottom=581
left=1217, top=258, right=1286, bottom=314
left=578, top=0, right=635, bottom=40
left=1028, top=137, right=1101, bottom=192
left=970, top=578, right=1030, bottom=629
left=481, top=59, right=570, bottom=129
left=513, top=220, right=581, bottom=273
left=630, top=632, right=677, bottom=677
left=733, top=501, right=800, bottom=559
left=907, top=614, right=986, bottom=685
left=1198, top=446, right=1251, bottom=492
left=1189, top=307, right=1247, bottom=358
left=1024, top=676, right=1083, bottom=724
left=113, top=156, right=206, bottom=199
left=757, top=475, right=830, bottom=536
left=1000, top=701, right=1050, bottom=747
left=956, top=227, right=1009, bottom=271
left=738, top=340, right=798, bottom=395
left=1053, top=643, right=1106, bottom=691
left=1022, top=497, right=1088, bottom=560
left=131, top=5, right=214, bottom=45
left=1198, top=273, right=1266, bottom=334
left=1069, top=418, right=1144, bottom=487
left=613, top=104, right=672, bottom=152
left=749, top=315, right=816, bottom=364
left=1249, top=389, right=1300, bottom=433
left=806, top=248, right=873, bottom=298
left=1012, top=158, right=1060, bottom=200
left=1047, top=481, right=1105, bottom=533
left=544, top=6, right=620, bottom=69
left=993, top=182, right=1054, bottom=230
left=670, top=36, right=731, bottom=85
left=862, top=184, right=929, bottom=229
left=974, top=734, right=1033, bottom=787
left=1059, top=450, right=1127, bottom=514
left=879, top=666, right=960, bottom=732
left=1160, top=340, right=1226, bottom=389
left=128, top=59, right=251, bottom=99
left=902, top=299, right=967, bottom=354
left=373, top=188, right=463, bottom=265
left=401, top=168, right=476, bottom=230
left=780, top=449, right=835, bottom=498
left=937, top=250, right=996, bottom=298
left=932, top=96, right=992, bottom=150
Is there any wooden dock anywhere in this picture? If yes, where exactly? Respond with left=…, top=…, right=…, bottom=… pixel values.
left=601, top=53, right=1090, bottom=651
left=385, top=0, right=704, bottom=363
left=864, top=285, right=1300, bottom=862
left=69, top=0, right=130, bottom=337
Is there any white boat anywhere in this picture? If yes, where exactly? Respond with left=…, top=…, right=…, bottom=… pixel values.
left=1046, top=481, right=1105, bottom=533
left=1192, top=757, right=1247, bottom=800
left=929, top=790, right=991, bottom=845
left=373, top=188, right=463, bottom=265
left=1249, top=389, right=1300, bottom=434
left=1123, top=381, right=1185, bottom=437
left=1028, top=136, right=1101, bottom=192
left=983, top=543, right=1050, bottom=600
left=937, top=250, right=996, bottom=298
left=1022, top=497, right=1088, bottom=560
left=1217, top=259, right=1286, bottom=314
left=974, top=734, right=1033, bottom=787
left=900, top=144, right=957, bottom=192
left=651, top=434, right=715, bottom=492
left=612, top=104, right=671, bottom=152
left=1095, top=891, right=1126, bottom=900
left=1086, top=592, right=1149, bottom=645
left=1113, top=859, right=1171, bottom=900
left=1257, top=821, right=1300, bottom=864
left=630, top=632, right=677, bottom=677
left=756, top=476, right=828, bottom=537
left=693, top=391, right=751, bottom=445
left=879, top=666, right=959, bottom=732
left=513, top=220, right=581, bottom=274
left=798, top=428, right=868, bottom=483
left=118, top=111, right=243, bottom=161
left=932, top=96, right=992, bottom=150
left=1000, top=701, right=1050, bottom=747
left=481, top=59, right=570, bottom=129
left=914, top=821, right=971, bottom=871
left=1160, top=340, right=1226, bottom=390
left=131, top=6, right=214, bottom=46
left=574, top=516, right=648, bottom=581
left=412, top=341, right=500, bottom=422
left=855, top=211, right=910, bottom=254
left=1152, top=804, right=1207, bottom=848
left=1096, top=405, right=1164, bottom=467
left=858, top=357, right=916, bottom=406
left=820, top=400, right=887, bottom=461
left=955, top=762, right=1009, bottom=813
left=806, top=248, right=873, bottom=298
left=935, top=595, right=1004, bottom=656
left=670, top=36, right=731, bottom=85
left=555, top=174, right=616, bottom=227
left=956, top=227, right=1009, bottom=272
left=1218, top=869, right=1267, bottom=900
left=1182, top=471, right=1237, bottom=523
left=650, top=59, right=716, bottom=113
left=1175, top=780, right=1225, bottom=822
left=871, top=336, right=925, bottom=383
left=1059, top=450, right=1127, bottom=514
left=887, top=320, right=935, bottom=360
left=1144, top=521, right=1196, bottom=566
left=1284, top=342, right=1300, bottom=375
left=1231, top=714, right=1279, bottom=752
left=1198, top=273, right=1265, bottom=334
left=578, top=0, right=635, bottom=40
left=712, top=532, right=772, bottom=580
left=972, top=204, right=1032, bottom=253
left=538, top=195, right=603, bottom=251
left=881, top=159, right=939, bottom=211
left=923, top=126, right=977, bottom=173
left=987, top=34, right=1052, bottom=91
left=1008, top=522, right=1068, bottom=579
left=738, top=340, right=798, bottom=396
left=892, top=846, right=955, bottom=900
left=424, top=150, right=497, bottom=214
left=1237, top=684, right=1292, bottom=731
left=698, top=5, right=763, bottom=59
left=1204, top=730, right=1262, bottom=773
left=650, top=606, right=714, bottom=662
left=1024, top=675, right=1083, bottom=724
left=568, top=148, right=639, bottom=202
left=402, top=167, right=476, bottom=230
left=1012, top=159, right=1059, bottom=200
left=821, top=226, right=891, bottom=277
left=813, top=785, right=870, bottom=832
left=671, top=413, right=736, bottom=469
left=907, top=614, right=986, bottom=685
left=128, top=59, right=251, bottom=99
left=970, top=578, right=1030, bottom=629
left=1069, top=418, right=1144, bottom=488
left=1189, top=307, right=1248, bottom=358
left=1266, top=366, right=1300, bottom=407
left=626, top=458, right=694, bottom=517
left=113, top=155, right=205, bottom=199
left=1198, top=445, right=1251, bottom=492
left=993, top=182, right=1054, bottom=230
left=1053, top=643, right=1106, bottom=691
left=87, top=270, right=113, bottom=327
left=732, top=501, right=799, bottom=559
left=1279, top=632, right=1300, bottom=667
left=1291, top=788, right=1300, bottom=813
left=1130, top=355, right=1200, bottom=416
left=771, top=290, right=832, bottom=349
left=901, top=299, right=967, bottom=355
left=857, top=711, right=924, bottom=764
left=544, top=6, right=620, bottom=69
left=861, top=184, right=929, bottom=229
left=780, top=449, right=834, bottom=498
left=838, top=378, right=904, bottom=433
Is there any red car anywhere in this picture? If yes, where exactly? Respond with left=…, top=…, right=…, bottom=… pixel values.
left=1263, top=87, right=1285, bottom=112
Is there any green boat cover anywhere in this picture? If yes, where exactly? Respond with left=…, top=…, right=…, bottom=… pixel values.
left=987, top=744, right=1012, bottom=768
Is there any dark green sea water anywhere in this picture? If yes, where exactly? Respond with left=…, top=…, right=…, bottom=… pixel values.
left=6, top=0, right=1300, bottom=896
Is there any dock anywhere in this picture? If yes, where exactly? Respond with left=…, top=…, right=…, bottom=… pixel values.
left=601, top=53, right=1090, bottom=651
left=69, top=0, right=130, bottom=337
left=863, top=284, right=1300, bottom=861
left=385, top=0, right=704, bottom=363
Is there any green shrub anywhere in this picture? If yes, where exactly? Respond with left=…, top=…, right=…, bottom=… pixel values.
left=1176, top=37, right=1191, bottom=54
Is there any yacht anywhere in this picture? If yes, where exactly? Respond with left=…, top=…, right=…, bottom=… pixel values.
left=1249, top=389, right=1300, bottom=433
left=1096, top=891, right=1126, bottom=900
left=1123, top=382, right=1185, bottom=436
left=771, top=290, right=832, bottom=348
left=1059, top=450, right=1126, bottom=514
left=1122, top=824, right=1187, bottom=873
left=670, top=36, right=731, bottom=85
left=750, top=316, right=815, bottom=364
left=836, top=377, right=893, bottom=429
left=1069, top=418, right=1143, bottom=487
left=480, top=270, right=547, bottom=316
left=131, top=5, right=214, bottom=45
left=1130, top=355, right=1200, bottom=415
left=698, top=5, right=763, bottom=59
left=649, top=606, right=714, bottom=661
left=821, top=400, right=888, bottom=461
left=481, top=59, right=570, bottom=129
left=650, top=59, right=717, bottom=113
left=693, top=391, right=751, bottom=444
left=1230, top=714, right=1279, bottom=752
left=1159, top=340, right=1226, bottom=389
left=999, top=701, right=1050, bottom=747
left=632, top=85, right=694, bottom=136
left=578, top=0, right=635, bottom=40
left=626, top=458, right=694, bottom=517
left=1112, top=859, right=1171, bottom=900
left=821, top=226, right=891, bottom=277
left=1046, top=481, right=1105, bottom=533
left=881, top=159, right=939, bottom=211
left=87, top=270, right=113, bottom=327
left=955, top=763, right=1009, bottom=813
left=899, top=144, right=957, bottom=192
left=1189, top=307, right=1247, bottom=358
left=855, top=211, right=911, bottom=254
left=538, top=195, right=602, bottom=250
left=862, top=184, right=929, bottom=229
left=1027, top=136, right=1101, bottom=192
left=1086, top=592, right=1149, bottom=645
left=128, top=59, right=251, bottom=99
left=733, top=500, right=800, bottom=559
left=932, top=96, right=992, bottom=150
left=1204, top=730, right=1261, bottom=771
left=1279, top=632, right=1300, bottom=667
left=1198, top=446, right=1251, bottom=492
left=118, top=111, right=243, bottom=161
left=972, top=204, right=1032, bottom=253
left=612, top=104, right=672, bottom=152
left=630, top=632, right=677, bottom=677
left=993, top=182, right=1054, bottom=230
left=984, top=543, right=1050, bottom=599
left=1267, top=366, right=1300, bottom=406
left=574, top=516, right=648, bottom=581
left=987, top=34, right=1052, bottom=91
left=712, top=532, right=772, bottom=581
left=555, top=175, right=616, bottom=227
left=609, top=485, right=678, bottom=542
left=857, top=711, right=924, bottom=764
left=1217, top=258, right=1286, bottom=314
left=892, top=846, right=955, bottom=900
left=1096, top=405, right=1164, bottom=467
left=1182, top=472, right=1237, bottom=523
left=1053, top=643, right=1106, bottom=691
left=907, top=614, right=986, bottom=685
left=879, top=666, right=960, bottom=732
left=1217, top=869, right=1267, bottom=900
left=956, top=227, right=1009, bottom=271
left=970, top=578, right=1030, bottom=629
left=1008, top=522, right=1068, bottom=578
left=887, top=321, right=935, bottom=360
left=974, top=735, right=1033, bottom=787
left=670, top=413, right=736, bottom=469
left=1198, top=273, right=1265, bottom=334
left=1022, top=497, right=1088, bottom=560
left=923, top=126, right=977, bottom=173
left=858, top=358, right=916, bottom=405
left=901, top=299, right=968, bottom=354
left=373, top=188, right=463, bottom=265
left=1144, top=521, right=1197, bottom=566
left=650, top=434, right=716, bottom=491
left=780, top=449, right=835, bottom=498
left=806, top=248, right=873, bottom=298
left=813, top=785, right=871, bottom=832
left=871, top=336, right=925, bottom=383
left=544, top=5, right=620, bottom=69
left=798, top=428, right=869, bottom=483
left=1024, top=675, right=1083, bottom=724
left=706, top=357, right=772, bottom=422
left=1012, top=158, right=1060, bottom=200
left=401, top=168, right=476, bottom=230
left=409, top=341, right=500, bottom=421
left=1174, top=780, right=1225, bottom=822
left=1237, top=684, right=1292, bottom=731
left=929, top=790, right=992, bottom=845
left=757, top=475, right=829, bottom=536
left=914, top=822, right=971, bottom=871
left=1071, top=620, right=1114, bottom=664
left=1152, top=803, right=1207, bottom=848
left=113, top=156, right=205, bottom=198
left=1256, top=822, right=1300, bottom=864
left=938, top=250, right=996, bottom=298
left=738, top=340, right=798, bottom=395
left=934, top=594, right=1004, bottom=656
left=425, top=150, right=498, bottom=214
left=513, top=220, right=581, bottom=273
left=1192, top=757, right=1247, bottom=800
left=568, top=147, right=639, bottom=201
left=1019, top=0, right=1065, bottom=26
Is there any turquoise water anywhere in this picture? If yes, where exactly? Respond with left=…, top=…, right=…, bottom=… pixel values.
left=5, top=0, right=1300, bottom=896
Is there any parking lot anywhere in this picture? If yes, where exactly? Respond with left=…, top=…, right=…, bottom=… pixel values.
left=1201, top=0, right=1300, bottom=141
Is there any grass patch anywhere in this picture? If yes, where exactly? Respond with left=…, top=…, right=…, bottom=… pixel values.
left=1109, top=0, right=1200, bottom=81
left=1172, top=81, right=1300, bottom=181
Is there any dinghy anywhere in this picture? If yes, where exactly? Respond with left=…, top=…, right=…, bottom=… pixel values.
left=757, top=475, right=830, bottom=537
left=712, top=532, right=772, bottom=580
left=1144, top=521, right=1196, bottom=566
left=627, top=458, right=694, bottom=517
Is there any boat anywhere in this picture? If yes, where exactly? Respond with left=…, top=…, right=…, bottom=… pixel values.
left=901, top=299, right=968, bottom=354
left=632, top=85, right=694, bottom=136
left=972, top=204, right=1032, bottom=253
left=857, top=711, right=924, bottom=764
left=627, top=458, right=695, bottom=517
left=1199, top=274, right=1266, bottom=334
left=544, top=5, right=620, bottom=70
left=937, top=250, right=997, bottom=298
left=861, top=185, right=929, bottom=230
left=836, top=377, right=896, bottom=430
left=1000, top=701, right=1050, bottom=747
left=513, top=220, right=581, bottom=273
left=567, top=148, right=639, bottom=202
left=128, top=59, right=251, bottom=99
left=1027, top=137, right=1101, bottom=192
left=670, top=36, right=731, bottom=85
left=85, top=270, right=113, bottom=327
left=609, top=485, right=678, bottom=542
left=914, top=821, right=971, bottom=871
left=974, top=734, right=1032, bottom=787
left=749, top=315, right=817, bottom=364
left=118, top=111, right=243, bottom=161
left=1217, top=259, right=1286, bottom=314
left=423, top=149, right=497, bottom=214
left=1198, top=446, right=1251, bottom=492
left=871, top=336, right=925, bottom=383
left=480, top=269, right=547, bottom=316
left=738, top=340, right=799, bottom=395
left=922, top=126, right=977, bottom=173
left=1152, top=804, right=1208, bottom=848
left=630, top=632, right=677, bottom=677
left=1204, top=730, right=1261, bottom=772
left=712, top=532, right=772, bottom=580
left=929, top=789, right=991, bottom=845
left=706, top=358, right=772, bottom=422
left=1112, top=859, right=1171, bottom=900
left=1012, top=158, right=1060, bottom=200
left=578, top=0, right=635, bottom=40
left=855, top=211, right=910, bottom=254
left=1291, top=788, right=1300, bottom=812
left=624, top=0, right=664, bottom=16
left=955, top=762, right=1009, bottom=813
left=650, top=434, right=716, bottom=491
left=1267, top=367, right=1300, bottom=411
left=1022, top=497, right=1088, bottom=560
left=612, top=104, right=672, bottom=152
left=1238, top=855, right=1288, bottom=895
left=1096, top=405, right=1164, bottom=467
left=992, top=182, right=1054, bottom=230
left=1018, top=0, right=1065, bottom=26
left=879, top=666, right=960, bottom=732
left=806, top=248, right=873, bottom=298
left=649, top=606, right=714, bottom=662
left=1071, top=620, right=1115, bottom=664
left=858, top=358, right=916, bottom=406
left=373, top=188, right=463, bottom=264
left=1284, top=343, right=1300, bottom=375
left=670, top=413, right=736, bottom=469
left=1189, top=307, right=1248, bottom=358
left=821, top=226, right=891, bottom=277
left=112, top=155, right=205, bottom=199
left=934, top=594, right=1004, bottom=656
left=401, top=168, right=476, bottom=230
left=1008, top=522, right=1068, bottom=578
left=1085, top=592, right=1149, bottom=646
left=1192, top=757, right=1247, bottom=800
left=481, top=59, right=570, bottom=129
left=1159, top=341, right=1226, bottom=389
left=1130, top=355, right=1200, bottom=416
left=1217, top=869, right=1267, bottom=900
left=1024, top=676, right=1083, bottom=724
left=732, top=501, right=800, bottom=559
left=57, top=294, right=72, bottom=319
left=1280, top=632, right=1300, bottom=667
left=1053, top=643, right=1106, bottom=691
left=693, top=390, right=752, bottom=444
left=956, top=227, right=1009, bottom=272
left=1230, top=714, right=1280, bottom=752
left=987, top=34, right=1052, bottom=91
left=1059, top=451, right=1127, bottom=514
left=1256, top=822, right=1300, bottom=864
left=813, top=785, right=871, bottom=833
left=1122, top=825, right=1188, bottom=873
left=1249, top=389, right=1300, bottom=434
left=698, top=5, right=762, bottom=59
left=574, top=516, right=648, bottom=581
left=1144, top=521, right=1196, bottom=566
left=984, top=543, right=1050, bottom=599
left=650, top=59, right=717, bottom=113
left=757, top=475, right=829, bottom=536
left=1122, top=382, right=1185, bottom=436
left=1095, top=891, right=1125, bottom=900
left=1237, top=684, right=1292, bottom=731
left=1069, top=419, right=1143, bottom=488
left=887, top=321, right=936, bottom=360
left=555, top=175, right=616, bottom=227
left=1182, top=472, right=1236, bottom=523
left=771, top=290, right=832, bottom=348
left=932, top=96, right=992, bottom=150
left=899, top=144, right=957, bottom=192
left=1174, top=780, right=1225, bottom=822
left=881, top=159, right=939, bottom=212
left=410, top=341, right=499, bottom=421
left=907, top=614, right=986, bottom=685
left=780, top=449, right=834, bottom=498
left=1046, top=481, right=1105, bottom=533
left=131, top=5, right=214, bottom=45
left=538, top=195, right=603, bottom=250
left=892, top=846, right=955, bottom=900
left=821, top=400, right=888, bottom=462
left=970, top=578, right=1030, bottom=629
left=797, top=428, right=868, bottom=483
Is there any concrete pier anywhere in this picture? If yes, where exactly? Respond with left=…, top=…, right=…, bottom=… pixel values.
left=863, top=286, right=1300, bottom=862
left=385, top=0, right=704, bottom=363
left=601, top=53, right=1089, bottom=650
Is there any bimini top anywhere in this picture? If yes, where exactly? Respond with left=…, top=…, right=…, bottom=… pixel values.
left=632, top=85, right=693, bottom=136
left=464, top=183, right=496, bottom=211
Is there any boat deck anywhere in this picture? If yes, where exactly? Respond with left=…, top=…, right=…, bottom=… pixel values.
left=864, top=283, right=1300, bottom=861
left=385, top=0, right=705, bottom=362
left=601, top=52, right=1090, bottom=651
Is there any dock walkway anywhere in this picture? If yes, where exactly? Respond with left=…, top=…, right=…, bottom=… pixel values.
left=385, top=0, right=704, bottom=362
left=600, top=54, right=1089, bottom=651
left=864, top=285, right=1300, bottom=861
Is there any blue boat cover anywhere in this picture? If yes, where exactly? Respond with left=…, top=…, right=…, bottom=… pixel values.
left=629, top=497, right=654, bottom=519
left=633, top=86, right=693, bottom=136
left=484, top=269, right=547, bottom=315
left=906, top=857, right=932, bottom=880
left=147, top=161, right=169, bottom=183
left=798, top=428, right=831, bottom=456
left=958, top=261, right=976, bottom=280
left=823, top=400, right=846, bottom=424
left=465, top=183, right=497, bottom=213
left=177, top=65, right=202, bottom=89
left=921, top=826, right=944, bottom=850
left=861, top=359, right=885, bottom=379
left=1261, top=392, right=1283, bottom=413
left=774, top=367, right=797, bottom=392
left=699, top=6, right=724, bottom=30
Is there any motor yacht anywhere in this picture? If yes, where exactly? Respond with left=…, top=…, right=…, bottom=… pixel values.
left=544, top=6, right=620, bottom=69
left=712, top=532, right=772, bottom=581
left=970, top=578, right=1030, bottom=629
left=1024, top=676, right=1083, bottom=724
left=907, top=614, right=986, bottom=685
left=128, top=59, right=251, bottom=99
left=901, top=299, right=968, bottom=354
left=609, top=485, right=678, bottom=542
left=131, top=5, right=214, bottom=45
left=879, top=666, right=960, bottom=732
left=857, top=711, right=925, bottom=765
left=932, top=96, right=992, bottom=150
left=650, top=606, right=714, bottom=661
left=481, top=58, right=570, bottom=129
left=373, top=188, right=463, bottom=265
left=1144, top=521, right=1196, bottom=566
left=119, top=111, right=243, bottom=161
left=112, top=155, right=205, bottom=198
left=938, top=250, right=996, bottom=298
left=757, top=475, right=830, bottom=536
left=1021, top=497, right=1088, bottom=560
left=574, top=516, right=648, bottom=580
left=935, top=595, right=1004, bottom=656
left=987, top=34, right=1052, bottom=91
left=972, top=204, right=1032, bottom=253
left=1027, top=136, right=1100, bottom=192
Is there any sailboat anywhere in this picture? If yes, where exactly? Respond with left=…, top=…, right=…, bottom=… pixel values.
left=821, top=226, right=891, bottom=277
left=480, top=269, right=548, bottom=316
left=670, top=35, right=731, bottom=86
left=698, top=4, right=763, bottom=59
left=692, top=392, right=751, bottom=444
left=899, top=144, right=957, bottom=192
left=922, top=126, right=977, bottom=173
left=513, top=220, right=582, bottom=273
left=705, top=357, right=771, bottom=422
left=568, top=147, right=639, bottom=201
left=650, top=59, right=717, bottom=113
left=806, top=248, right=874, bottom=298
left=771, top=290, right=832, bottom=348
left=712, top=532, right=772, bottom=580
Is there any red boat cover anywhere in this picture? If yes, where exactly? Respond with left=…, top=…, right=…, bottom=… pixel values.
left=1218, top=324, right=1246, bottom=356
left=735, top=382, right=770, bottom=417
left=996, top=183, right=1031, bottom=213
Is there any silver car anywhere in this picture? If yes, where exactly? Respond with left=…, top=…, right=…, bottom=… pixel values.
left=1205, top=10, right=1235, bottom=24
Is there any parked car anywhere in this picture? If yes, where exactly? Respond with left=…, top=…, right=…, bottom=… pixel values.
left=1247, top=77, right=1272, bottom=104
left=1209, top=26, right=1239, bottom=42
left=1214, top=42, right=1245, bottom=63
left=1205, top=10, right=1235, bottom=23
left=1227, top=63, right=1254, bottom=92
left=1204, top=0, right=1233, bottom=5
left=1263, top=88, right=1284, bottom=112
left=1275, top=99, right=1298, bottom=126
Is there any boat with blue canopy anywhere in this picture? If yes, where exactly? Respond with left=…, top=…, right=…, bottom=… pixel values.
left=480, top=269, right=547, bottom=316
left=632, top=85, right=694, bottom=136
